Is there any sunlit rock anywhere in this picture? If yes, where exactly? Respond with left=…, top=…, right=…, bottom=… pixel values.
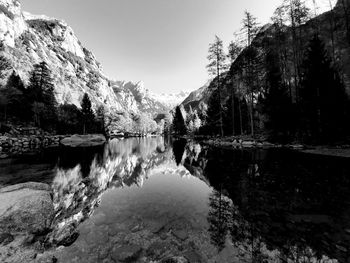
left=60, top=134, right=106, bottom=147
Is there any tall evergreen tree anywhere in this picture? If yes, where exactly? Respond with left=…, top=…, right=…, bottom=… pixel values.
left=263, top=48, right=294, bottom=142
left=300, top=35, right=348, bottom=142
left=27, top=61, right=57, bottom=129
left=81, top=93, right=95, bottom=134
left=173, top=105, right=187, bottom=135
left=2, top=71, right=30, bottom=121
left=227, top=40, right=243, bottom=136
left=206, top=88, right=224, bottom=135
left=241, top=11, right=260, bottom=137
left=207, top=36, right=228, bottom=137
left=223, top=95, right=247, bottom=136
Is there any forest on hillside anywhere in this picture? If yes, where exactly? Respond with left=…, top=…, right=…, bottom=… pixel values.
left=0, top=40, right=169, bottom=137
left=174, top=0, right=350, bottom=144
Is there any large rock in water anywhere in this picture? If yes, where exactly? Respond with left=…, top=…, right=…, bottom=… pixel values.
left=60, top=134, right=106, bottom=147
left=0, top=182, right=54, bottom=234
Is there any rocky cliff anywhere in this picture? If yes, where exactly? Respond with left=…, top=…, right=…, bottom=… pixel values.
left=0, top=0, right=174, bottom=115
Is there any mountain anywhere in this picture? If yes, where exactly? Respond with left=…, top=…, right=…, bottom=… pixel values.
left=0, top=0, right=177, bottom=116
left=180, top=0, right=350, bottom=114
left=180, top=80, right=211, bottom=110
left=151, top=91, right=190, bottom=109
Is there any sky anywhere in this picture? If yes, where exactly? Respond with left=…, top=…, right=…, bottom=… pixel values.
left=21, top=0, right=333, bottom=94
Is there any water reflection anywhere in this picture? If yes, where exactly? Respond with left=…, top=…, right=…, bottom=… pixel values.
left=43, top=138, right=350, bottom=262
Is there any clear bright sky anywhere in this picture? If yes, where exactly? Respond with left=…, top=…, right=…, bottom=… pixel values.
left=21, top=0, right=332, bottom=94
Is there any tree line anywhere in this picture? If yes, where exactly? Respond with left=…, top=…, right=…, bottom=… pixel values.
left=0, top=60, right=104, bottom=134
left=0, top=57, right=168, bottom=136
left=173, top=0, right=350, bottom=144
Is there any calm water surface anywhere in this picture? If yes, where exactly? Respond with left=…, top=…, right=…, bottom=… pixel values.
left=1, top=137, right=350, bottom=262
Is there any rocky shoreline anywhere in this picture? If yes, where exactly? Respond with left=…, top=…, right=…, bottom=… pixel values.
left=0, top=182, right=55, bottom=263
left=0, top=134, right=64, bottom=159
left=0, top=127, right=107, bottom=158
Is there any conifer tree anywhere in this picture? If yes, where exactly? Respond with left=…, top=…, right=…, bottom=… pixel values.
left=207, top=36, right=228, bottom=137
left=173, top=105, right=187, bottom=135
left=227, top=40, right=243, bottom=136
left=27, top=61, right=57, bottom=129
left=241, top=11, right=260, bottom=137
left=300, top=35, right=348, bottom=142
left=206, top=88, right=224, bottom=135
left=263, top=48, right=294, bottom=142
left=81, top=93, right=95, bottom=134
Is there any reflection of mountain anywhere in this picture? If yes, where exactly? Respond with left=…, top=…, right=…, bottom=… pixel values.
left=181, top=142, right=350, bottom=262
left=48, top=137, right=174, bottom=245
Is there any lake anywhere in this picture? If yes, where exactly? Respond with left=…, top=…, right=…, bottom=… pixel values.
left=1, top=137, right=350, bottom=263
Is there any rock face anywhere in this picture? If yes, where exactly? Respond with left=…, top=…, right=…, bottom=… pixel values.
left=0, top=0, right=175, bottom=116
left=60, top=134, right=106, bottom=147
left=0, top=0, right=27, bottom=48
left=0, top=182, right=54, bottom=234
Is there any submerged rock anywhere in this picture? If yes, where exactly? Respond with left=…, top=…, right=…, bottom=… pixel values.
left=0, top=233, right=14, bottom=245
left=60, top=134, right=106, bottom=147
left=111, top=244, right=142, bottom=262
left=0, top=182, right=54, bottom=235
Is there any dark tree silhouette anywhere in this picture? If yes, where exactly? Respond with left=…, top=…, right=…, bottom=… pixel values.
left=172, top=139, right=187, bottom=166
left=81, top=93, right=95, bottom=134
left=223, top=95, right=247, bottom=136
left=173, top=105, right=187, bottom=135
left=27, top=61, right=57, bottom=129
left=262, top=48, right=295, bottom=142
left=57, top=104, right=82, bottom=134
left=300, top=35, right=348, bottom=142
left=205, top=88, right=223, bottom=135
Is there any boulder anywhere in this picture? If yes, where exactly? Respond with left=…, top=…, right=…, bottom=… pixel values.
left=0, top=182, right=54, bottom=234
left=60, top=134, right=106, bottom=147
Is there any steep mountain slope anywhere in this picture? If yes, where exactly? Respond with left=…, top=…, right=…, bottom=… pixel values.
left=180, top=80, right=211, bottom=110
left=0, top=0, right=176, bottom=115
left=180, top=0, right=350, bottom=113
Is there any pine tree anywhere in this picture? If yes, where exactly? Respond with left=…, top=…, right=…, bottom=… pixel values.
left=263, top=48, right=294, bottom=142
left=173, top=105, right=187, bottom=135
left=241, top=11, right=260, bottom=137
left=27, top=62, right=57, bottom=129
left=207, top=36, right=228, bottom=137
left=81, top=93, right=95, bottom=134
left=300, top=35, right=348, bottom=142
left=96, top=105, right=106, bottom=134
left=227, top=40, right=243, bottom=136
left=206, top=88, right=223, bottom=135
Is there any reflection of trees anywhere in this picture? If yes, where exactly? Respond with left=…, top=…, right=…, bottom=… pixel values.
left=183, top=145, right=350, bottom=262
left=48, top=137, right=172, bottom=245
left=172, top=139, right=187, bottom=165
left=207, top=188, right=232, bottom=251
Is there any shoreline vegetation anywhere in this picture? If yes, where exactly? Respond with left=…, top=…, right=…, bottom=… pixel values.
left=176, top=134, right=350, bottom=158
